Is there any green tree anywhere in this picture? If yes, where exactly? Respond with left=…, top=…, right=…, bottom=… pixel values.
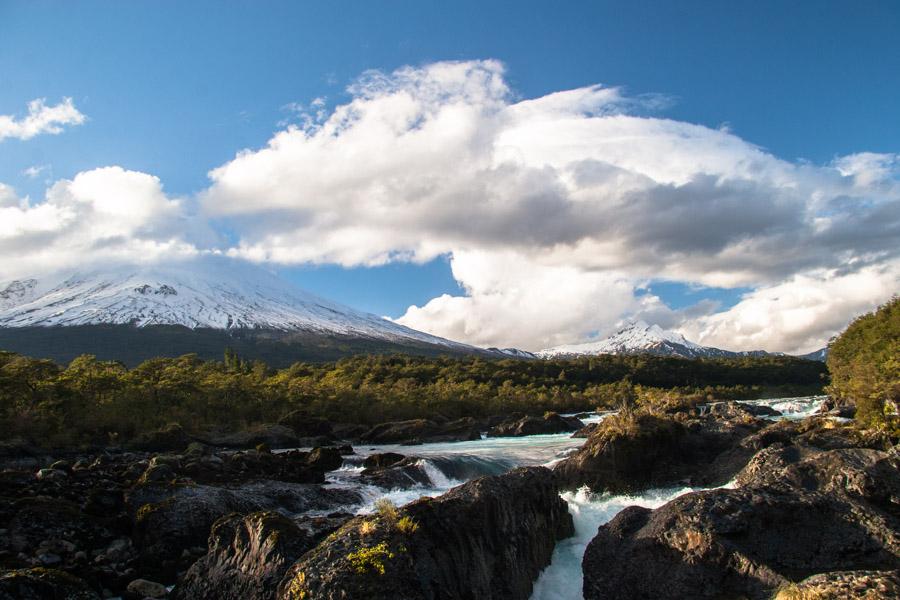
left=827, top=297, right=899, bottom=427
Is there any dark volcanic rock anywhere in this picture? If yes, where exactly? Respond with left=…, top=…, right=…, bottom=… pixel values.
left=278, top=467, right=574, bottom=600
left=176, top=448, right=341, bottom=486
left=128, top=423, right=194, bottom=453
left=360, top=456, right=433, bottom=490
left=571, top=423, right=599, bottom=438
left=0, top=567, right=101, bottom=600
left=582, top=447, right=900, bottom=600
left=818, top=395, right=857, bottom=418
left=199, top=424, right=300, bottom=450
left=330, top=423, right=368, bottom=440
left=305, top=447, right=343, bottom=472
left=487, top=412, right=583, bottom=438
left=734, top=402, right=782, bottom=417
left=127, top=480, right=360, bottom=581
left=359, top=418, right=482, bottom=445
left=554, top=408, right=765, bottom=493
left=359, top=419, right=441, bottom=444
left=277, top=411, right=334, bottom=437
left=173, top=511, right=331, bottom=600
left=778, top=569, right=900, bottom=599
left=363, top=452, right=407, bottom=470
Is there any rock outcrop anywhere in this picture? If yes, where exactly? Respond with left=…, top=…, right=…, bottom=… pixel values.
left=554, top=407, right=766, bottom=493
left=0, top=567, right=101, bottom=600
left=487, top=413, right=583, bottom=437
left=128, top=423, right=195, bottom=453
left=582, top=447, right=900, bottom=600
left=127, top=479, right=359, bottom=580
left=278, top=467, right=574, bottom=600
left=774, top=569, right=900, bottom=599
left=173, top=511, right=343, bottom=600
left=358, top=418, right=482, bottom=445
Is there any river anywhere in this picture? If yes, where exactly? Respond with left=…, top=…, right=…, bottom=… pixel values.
left=319, top=395, right=826, bottom=599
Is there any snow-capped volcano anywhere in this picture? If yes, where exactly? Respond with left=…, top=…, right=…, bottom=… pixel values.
left=0, top=257, right=469, bottom=350
left=536, top=321, right=742, bottom=359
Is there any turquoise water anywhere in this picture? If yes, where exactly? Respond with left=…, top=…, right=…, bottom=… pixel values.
left=312, top=396, right=825, bottom=599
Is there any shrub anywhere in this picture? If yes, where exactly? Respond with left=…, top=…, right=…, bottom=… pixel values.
left=358, top=520, right=376, bottom=535
left=374, top=498, right=398, bottom=523
left=396, top=516, right=419, bottom=535
left=346, top=542, right=395, bottom=575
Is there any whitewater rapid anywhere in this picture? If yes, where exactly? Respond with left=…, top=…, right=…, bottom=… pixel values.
left=316, top=396, right=825, bottom=599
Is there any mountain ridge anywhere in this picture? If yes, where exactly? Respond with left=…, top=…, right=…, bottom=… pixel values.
left=0, top=257, right=489, bottom=365
left=536, top=321, right=825, bottom=361
left=0, top=257, right=470, bottom=349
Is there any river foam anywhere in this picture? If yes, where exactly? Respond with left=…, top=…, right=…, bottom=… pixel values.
left=313, top=397, right=825, bottom=598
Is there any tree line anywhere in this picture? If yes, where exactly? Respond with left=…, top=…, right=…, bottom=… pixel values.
left=0, top=350, right=827, bottom=449
left=828, top=296, right=899, bottom=428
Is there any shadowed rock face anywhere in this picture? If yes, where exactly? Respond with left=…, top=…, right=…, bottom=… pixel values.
left=0, top=568, right=101, bottom=600
left=173, top=511, right=347, bottom=600
left=358, top=418, right=483, bottom=445
left=582, top=447, right=900, bottom=600
left=127, top=480, right=360, bottom=581
left=487, top=413, right=583, bottom=438
left=553, top=408, right=766, bottom=493
left=277, top=467, right=574, bottom=600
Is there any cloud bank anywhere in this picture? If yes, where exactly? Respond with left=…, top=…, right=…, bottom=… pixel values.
left=200, top=60, right=899, bottom=353
left=3, top=61, right=897, bottom=353
left=0, top=97, right=86, bottom=141
left=0, top=167, right=202, bottom=275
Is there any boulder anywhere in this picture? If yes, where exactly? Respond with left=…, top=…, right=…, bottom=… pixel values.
left=173, top=512, right=325, bottom=600
left=277, top=411, right=334, bottom=437
left=703, top=401, right=780, bottom=419
left=125, top=578, right=168, bottom=599
left=554, top=409, right=765, bottom=493
left=330, top=423, right=368, bottom=440
left=487, top=413, right=583, bottom=438
left=582, top=447, right=900, bottom=600
left=360, top=456, right=433, bottom=490
left=358, top=418, right=483, bottom=445
left=278, top=466, right=573, bottom=600
left=306, top=447, right=343, bottom=472
left=36, top=468, right=68, bottom=482
left=199, top=424, right=300, bottom=450
left=735, top=403, right=782, bottom=417
left=358, top=419, right=443, bottom=444
left=128, top=423, right=193, bottom=453
left=817, top=396, right=857, bottom=418
left=127, top=480, right=360, bottom=581
left=0, top=568, right=101, bottom=600
left=362, top=452, right=407, bottom=470
left=774, top=569, right=900, bottom=599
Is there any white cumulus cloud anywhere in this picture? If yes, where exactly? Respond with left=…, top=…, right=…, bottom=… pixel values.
left=198, top=59, right=900, bottom=352
left=0, top=167, right=204, bottom=279
left=0, top=97, right=86, bottom=142
left=22, top=164, right=50, bottom=179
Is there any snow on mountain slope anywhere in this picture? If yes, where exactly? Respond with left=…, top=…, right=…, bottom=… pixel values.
left=536, top=321, right=740, bottom=359
left=0, top=257, right=471, bottom=349
left=485, top=347, right=538, bottom=359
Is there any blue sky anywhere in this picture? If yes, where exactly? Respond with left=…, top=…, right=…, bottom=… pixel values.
left=1, top=1, right=898, bottom=351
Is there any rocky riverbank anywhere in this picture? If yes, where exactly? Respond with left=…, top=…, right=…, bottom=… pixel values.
left=554, top=401, right=898, bottom=600
left=2, top=398, right=897, bottom=599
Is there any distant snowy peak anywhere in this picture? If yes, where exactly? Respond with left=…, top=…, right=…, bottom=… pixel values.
left=536, top=321, right=740, bottom=359
left=798, top=347, right=828, bottom=362
left=0, top=258, right=471, bottom=350
left=486, top=347, right=538, bottom=359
